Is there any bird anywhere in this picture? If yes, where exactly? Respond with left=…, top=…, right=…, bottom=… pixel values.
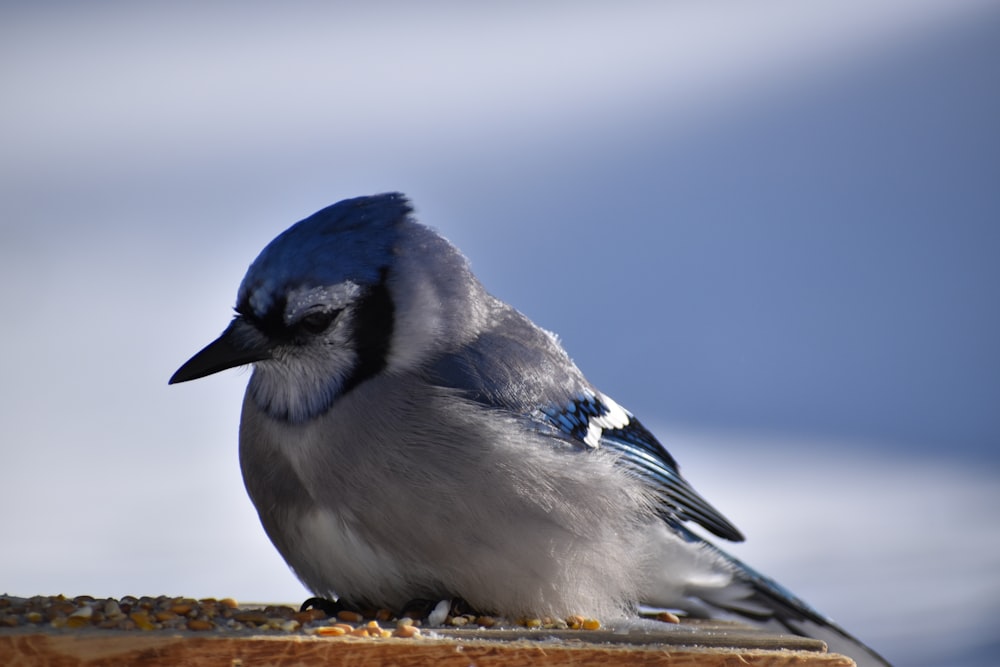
left=170, top=192, right=891, bottom=666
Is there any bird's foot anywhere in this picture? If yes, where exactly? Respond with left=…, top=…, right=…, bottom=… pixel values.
left=299, top=596, right=361, bottom=616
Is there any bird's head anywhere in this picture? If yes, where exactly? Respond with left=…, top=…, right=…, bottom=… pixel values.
left=170, top=192, right=481, bottom=423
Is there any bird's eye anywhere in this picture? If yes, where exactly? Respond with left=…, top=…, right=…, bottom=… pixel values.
left=298, top=309, right=340, bottom=335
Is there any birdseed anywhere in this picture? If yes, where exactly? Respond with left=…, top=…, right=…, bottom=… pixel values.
left=0, top=594, right=604, bottom=639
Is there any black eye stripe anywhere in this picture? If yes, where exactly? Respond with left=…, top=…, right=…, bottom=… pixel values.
left=297, top=309, right=341, bottom=335
left=340, top=268, right=394, bottom=394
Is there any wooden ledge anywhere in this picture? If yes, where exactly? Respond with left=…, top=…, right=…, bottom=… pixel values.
left=0, top=620, right=855, bottom=666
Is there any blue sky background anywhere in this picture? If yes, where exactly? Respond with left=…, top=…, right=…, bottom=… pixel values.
left=2, top=3, right=998, bottom=666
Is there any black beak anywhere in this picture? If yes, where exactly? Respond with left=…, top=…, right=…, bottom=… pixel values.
left=169, top=319, right=272, bottom=384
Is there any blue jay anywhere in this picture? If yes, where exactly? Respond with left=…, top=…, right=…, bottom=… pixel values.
left=170, top=193, right=890, bottom=666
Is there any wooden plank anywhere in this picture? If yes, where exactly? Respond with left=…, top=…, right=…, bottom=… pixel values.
left=0, top=595, right=854, bottom=666
left=0, top=624, right=855, bottom=667
left=0, top=633, right=854, bottom=667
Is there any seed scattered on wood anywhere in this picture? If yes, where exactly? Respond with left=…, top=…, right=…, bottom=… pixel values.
left=0, top=594, right=609, bottom=640
left=293, top=608, right=326, bottom=624
left=66, top=606, right=94, bottom=629
left=129, top=611, right=155, bottom=631
left=336, top=610, right=363, bottom=623
left=103, top=600, right=123, bottom=620
left=393, top=623, right=421, bottom=638
left=186, top=619, right=215, bottom=631
left=233, top=611, right=269, bottom=625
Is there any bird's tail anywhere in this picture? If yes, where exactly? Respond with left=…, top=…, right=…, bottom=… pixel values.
left=675, top=527, right=893, bottom=667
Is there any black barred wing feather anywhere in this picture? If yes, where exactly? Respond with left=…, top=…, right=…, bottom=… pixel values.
left=541, top=391, right=744, bottom=543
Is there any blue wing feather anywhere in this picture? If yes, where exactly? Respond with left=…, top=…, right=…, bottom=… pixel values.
left=540, top=392, right=745, bottom=542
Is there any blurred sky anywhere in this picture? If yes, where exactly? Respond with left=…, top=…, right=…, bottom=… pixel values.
left=2, top=3, right=998, bottom=666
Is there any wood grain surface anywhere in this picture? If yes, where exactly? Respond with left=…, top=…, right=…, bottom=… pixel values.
left=0, top=622, right=856, bottom=667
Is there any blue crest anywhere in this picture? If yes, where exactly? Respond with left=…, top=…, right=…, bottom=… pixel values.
left=237, top=193, right=411, bottom=318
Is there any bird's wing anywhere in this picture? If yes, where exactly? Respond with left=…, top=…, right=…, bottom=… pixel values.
left=537, top=389, right=744, bottom=542
left=427, top=308, right=744, bottom=542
